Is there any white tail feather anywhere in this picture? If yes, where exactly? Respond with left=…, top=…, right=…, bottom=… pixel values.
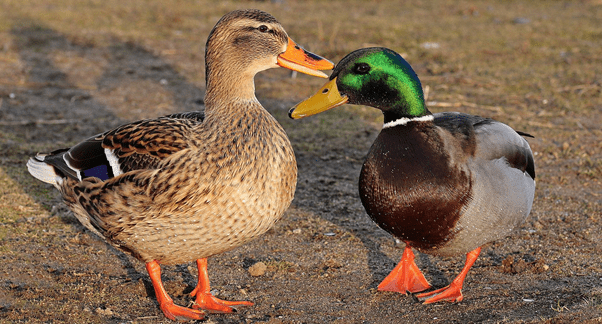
left=26, top=156, right=63, bottom=187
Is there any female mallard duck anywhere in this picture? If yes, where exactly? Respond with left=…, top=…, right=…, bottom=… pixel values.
left=289, top=47, right=535, bottom=304
left=27, top=9, right=333, bottom=321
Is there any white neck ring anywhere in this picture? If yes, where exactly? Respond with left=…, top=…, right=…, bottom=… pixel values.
left=382, top=115, right=434, bottom=129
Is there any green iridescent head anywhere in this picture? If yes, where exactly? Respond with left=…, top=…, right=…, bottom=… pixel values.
left=331, top=47, right=430, bottom=122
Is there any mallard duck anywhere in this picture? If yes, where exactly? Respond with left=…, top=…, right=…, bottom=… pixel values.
left=27, top=9, right=333, bottom=321
left=289, top=47, right=535, bottom=304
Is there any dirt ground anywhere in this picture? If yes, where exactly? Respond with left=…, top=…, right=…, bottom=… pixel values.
left=1, top=1, right=601, bottom=323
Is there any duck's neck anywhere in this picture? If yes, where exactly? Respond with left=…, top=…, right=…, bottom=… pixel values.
left=371, top=50, right=431, bottom=124
left=382, top=101, right=431, bottom=125
left=201, top=58, right=277, bottom=138
left=204, top=60, right=258, bottom=110
left=380, top=73, right=431, bottom=124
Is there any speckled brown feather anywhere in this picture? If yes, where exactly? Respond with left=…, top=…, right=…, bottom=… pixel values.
left=32, top=9, right=298, bottom=265
left=63, top=103, right=295, bottom=264
left=101, top=112, right=205, bottom=173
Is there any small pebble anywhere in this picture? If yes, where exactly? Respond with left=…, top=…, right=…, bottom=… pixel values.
left=95, top=307, right=113, bottom=316
left=513, top=17, right=531, bottom=24
left=248, top=262, right=267, bottom=277
left=420, top=42, right=440, bottom=49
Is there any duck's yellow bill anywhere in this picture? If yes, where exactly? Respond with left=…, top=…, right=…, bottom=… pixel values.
left=288, top=77, right=348, bottom=119
left=277, top=38, right=334, bottom=78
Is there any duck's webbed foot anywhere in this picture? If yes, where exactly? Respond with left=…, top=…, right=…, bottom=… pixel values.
left=416, top=247, right=481, bottom=304
left=189, top=258, right=253, bottom=313
left=378, top=245, right=431, bottom=294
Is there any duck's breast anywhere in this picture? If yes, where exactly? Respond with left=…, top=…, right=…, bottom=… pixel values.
left=359, top=124, right=473, bottom=253
left=106, top=111, right=297, bottom=264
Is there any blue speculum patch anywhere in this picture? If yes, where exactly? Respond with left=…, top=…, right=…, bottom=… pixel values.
left=81, top=164, right=111, bottom=181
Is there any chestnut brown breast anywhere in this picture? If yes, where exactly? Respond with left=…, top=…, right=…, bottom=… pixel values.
left=359, top=123, right=473, bottom=251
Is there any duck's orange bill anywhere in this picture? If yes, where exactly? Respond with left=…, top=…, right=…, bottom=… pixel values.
left=288, top=77, right=348, bottom=119
left=277, top=38, right=334, bottom=78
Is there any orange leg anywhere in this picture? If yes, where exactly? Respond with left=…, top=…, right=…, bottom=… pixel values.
left=189, top=258, right=253, bottom=313
left=417, top=247, right=481, bottom=304
left=378, top=244, right=431, bottom=294
left=145, top=260, right=205, bottom=321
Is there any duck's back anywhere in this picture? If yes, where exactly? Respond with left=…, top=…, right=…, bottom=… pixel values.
left=359, top=113, right=535, bottom=257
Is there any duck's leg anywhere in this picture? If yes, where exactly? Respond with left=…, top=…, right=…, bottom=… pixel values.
left=189, top=258, right=253, bottom=313
left=146, top=260, right=205, bottom=321
left=417, top=247, right=481, bottom=304
left=378, top=244, right=431, bottom=294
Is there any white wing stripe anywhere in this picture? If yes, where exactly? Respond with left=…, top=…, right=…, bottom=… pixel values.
left=63, top=153, right=83, bottom=181
left=105, top=148, right=122, bottom=177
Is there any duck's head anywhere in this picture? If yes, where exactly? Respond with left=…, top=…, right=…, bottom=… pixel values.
left=289, top=47, right=430, bottom=123
left=205, top=9, right=333, bottom=81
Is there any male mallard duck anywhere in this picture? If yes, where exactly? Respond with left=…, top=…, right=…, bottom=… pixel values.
left=27, top=9, right=333, bottom=321
left=289, top=47, right=535, bottom=304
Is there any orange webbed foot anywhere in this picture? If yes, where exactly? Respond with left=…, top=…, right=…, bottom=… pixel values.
left=146, top=260, right=205, bottom=321
left=416, top=280, right=464, bottom=304
left=416, top=247, right=482, bottom=304
left=189, top=258, right=253, bottom=313
left=190, top=287, right=253, bottom=313
left=159, top=300, right=205, bottom=321
left=378, top=245, right=431, bottom=294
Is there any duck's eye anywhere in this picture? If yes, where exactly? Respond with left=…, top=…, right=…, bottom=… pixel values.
left=354, top=63, right=371, bottom=74
left=258, top=25, right=269, bottom=33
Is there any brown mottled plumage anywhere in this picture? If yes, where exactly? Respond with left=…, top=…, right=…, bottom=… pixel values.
left=27, top=9, right=333, bottom=321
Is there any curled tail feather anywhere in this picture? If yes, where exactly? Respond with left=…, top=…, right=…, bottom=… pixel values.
left=26, top=155, right=63, bottom=188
